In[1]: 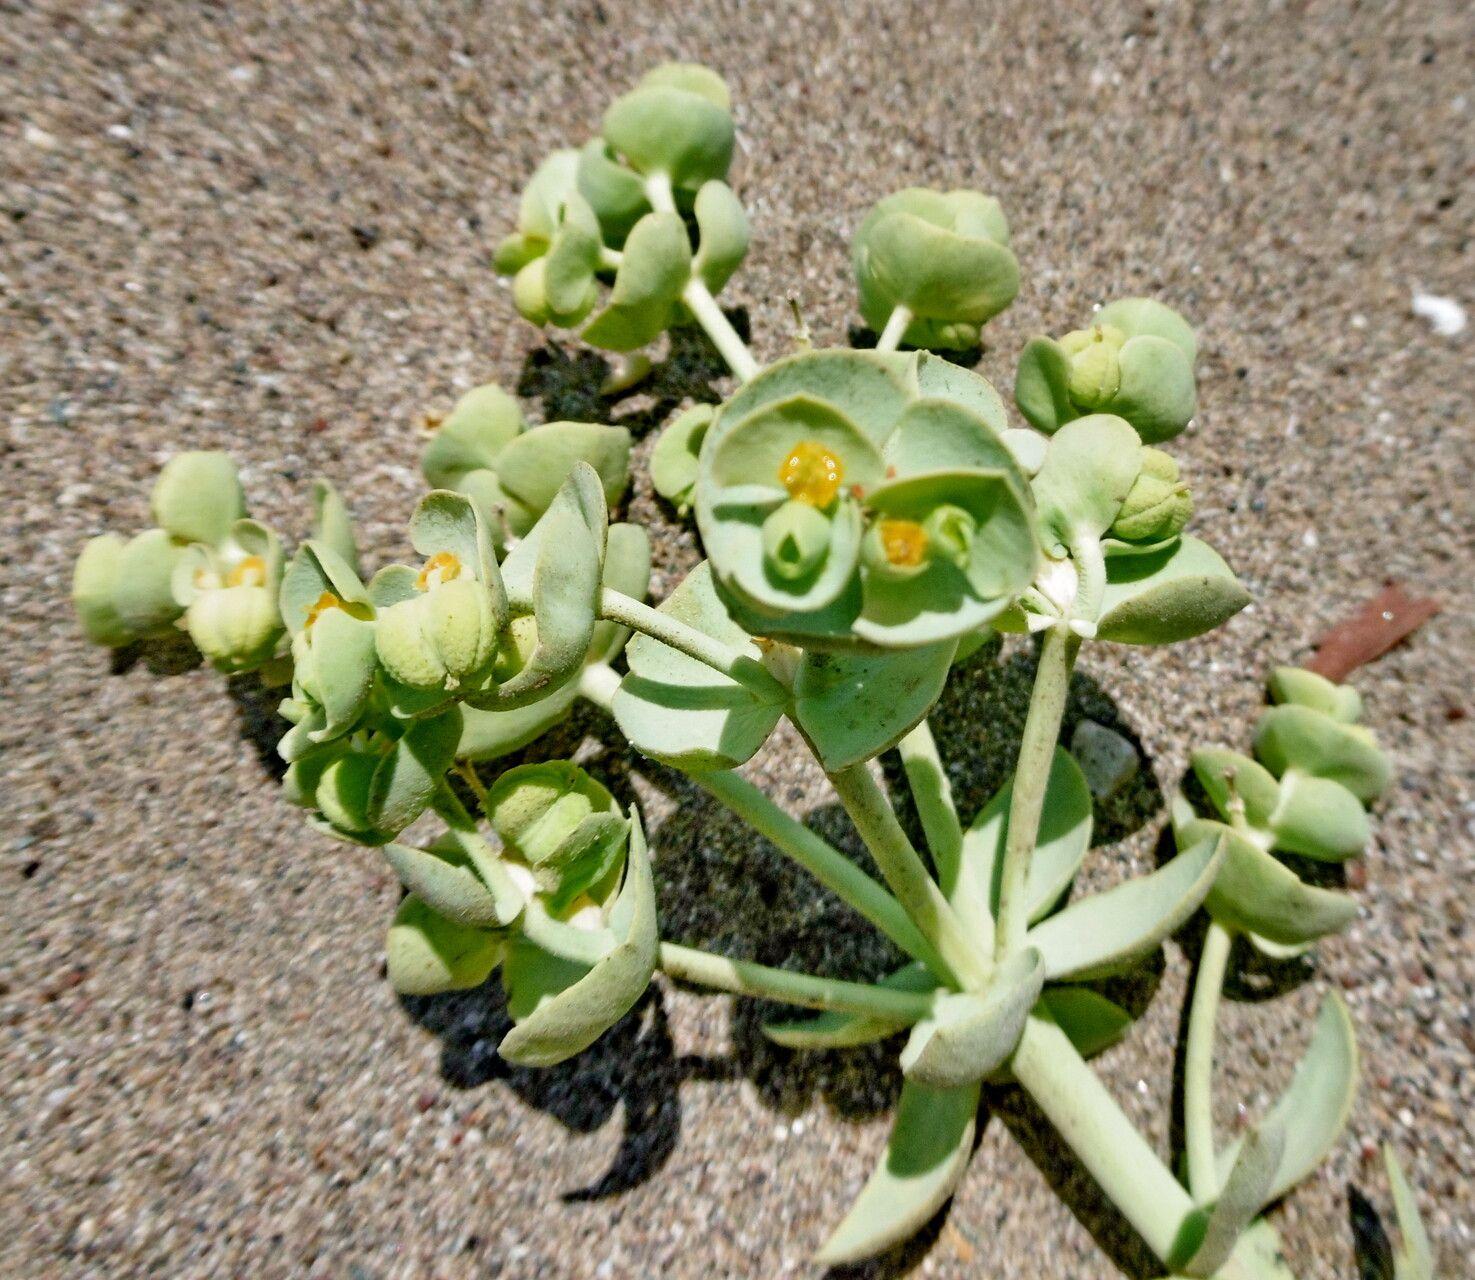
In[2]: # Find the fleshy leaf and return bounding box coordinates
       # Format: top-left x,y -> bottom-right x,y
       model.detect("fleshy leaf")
113,529 -> 188,636
1183,1122 -> 1286,1277
386,895 -> 503,996
613,561 -> 785,769
601,71 -> 735,188
311,479 -> 360,578
150,451 -> 244,547
650,403 -> 714,514
692,180 -> 749,291
814,1079 -> 980,1265
279,540 -> 369,635
73,533 -> 136,645
1253,705 -> 1389,804
1027,834 -> 1225,981
1190,748 -> 1282,830
575,139 -> 649,245
1268,666 -> 1362,724
1014,336 -> 1075,435
1269,771 -> 1369,861
1197,821 -> 1359,945
456,684 -> 580,762
588,522 -> 652,664
580,210 -> 691,351
491,421 -> 631,525
498,811 -> 658,1067
1037,987 -> 1134,1060
953,747 -> 1093,940
1384,1146 -> 1434,1280
899,948 -> 1043,1088
790,641 -> 955,772
1031,414 -> 1144,550
384,832 -> 526,929
367,709 -> 463,835
1213,992 -> 1358,1206
1096,535 -> 1251,645
421,383 -> 525,489
1111,334 -> 1197,445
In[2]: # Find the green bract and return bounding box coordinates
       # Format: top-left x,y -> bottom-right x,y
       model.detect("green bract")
1015,297 -> 1198,443
854,188 -> 1020,349
386,894 -> 506,996
601,62 -> 734,191
695,349 -> 1040,649
421,382 -> 630,547
650,402 -> 714,515
172,519 -> 286,672
1179,667 -> 1389,952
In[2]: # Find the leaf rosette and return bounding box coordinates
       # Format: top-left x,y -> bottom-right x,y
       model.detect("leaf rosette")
853,188 -> 1020,350
1015,297 -> 1198,443
694,349 -> 1041,649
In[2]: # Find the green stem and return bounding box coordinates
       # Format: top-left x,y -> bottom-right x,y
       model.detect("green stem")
896,719 -> 963,893
875,302 -> 913,353
598,588 -> 786,699
1184,918 -> 1233,1202
995,625 -> 1079,958
681,277 -> 760,381
432,779 -> 480,832
575,663 -> 947,980
455,761 -> 490,812
643,170 -> 759,382
658,942 -> 935,1021
827,763 -> 989,990
693,769 -> 951,982
519,900 -> 614,965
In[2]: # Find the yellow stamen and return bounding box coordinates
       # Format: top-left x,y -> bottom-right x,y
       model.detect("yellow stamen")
305,591 -> 346,629
416,550 -> 463,591
780,441 -> 844,507
225,555 -> 268,588
878,519 -> 928,568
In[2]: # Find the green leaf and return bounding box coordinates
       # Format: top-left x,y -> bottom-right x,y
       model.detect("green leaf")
1096,535 -> 1252,645
73,533 -> 136,646
899,948 -> 1043,1088
1014,336 -> 1075,435
1269,771 -> 1370,861
762,962 -> 937,1049
410,489 -> 504,600
498,811 -> 659,1067
953,747 -> 1093,940
1253,705 -> 1389,804
384,834 -> 525,929
814,1079 -> 979,1265
1095,297 -> 1197,363
544,191 -> 603,317
368,709 -> 463,835
421,383 -> 525,489
1037,987 -> 1134,1059
1198,820 -> 1359,945
601,73 -> 734,187
1031,413 -> 1144,550
1111,334 -> 1197,444
588,522 -> 652,664
455,684 -> 579,762
650,403 -> 714,514
613,562 -> 786,769
913,351 -> 1011,435
492,463 -> 607,708
491,421 -> 631,524
575,139 -> 649,245
1028,833 -> 1225,981
513,148 -> 580,245
1213,992 -> 1358,1206
1384,1145 -> 1434,1280
299,606 -> 377,743
311,479 -> 360,578
581,210 -> 691,351
1268,666 -> 1362,724
386,895 -> 504,996
692,180 -> 749,291
883,397 -> 1022,476
150,451 -> 244,547
279,540 -> 369,635
112,528 -> 188,637
1183,1122 -> 1286,1277
790,641 -> 955,771
1190,748 -> 1282,829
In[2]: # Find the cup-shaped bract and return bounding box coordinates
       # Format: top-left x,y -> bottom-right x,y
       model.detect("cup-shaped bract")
853,189 -> 1020,350
371,491 -> 509,712
486,761 -> 631,912
492,149 -> 581,275
150,451 -> 247,549
579,209 -> 692,352
650,402 -> 715,515
386,894 -> 505,996
600,62 -> 735,193
420,382 -> 629,548
73,533 -> 139,646
173,519 -> 286,673
1015,297 -> 1198,443
695,349 -> 1040,649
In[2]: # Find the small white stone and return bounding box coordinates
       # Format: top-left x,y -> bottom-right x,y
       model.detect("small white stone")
1411,291 -> 1466,336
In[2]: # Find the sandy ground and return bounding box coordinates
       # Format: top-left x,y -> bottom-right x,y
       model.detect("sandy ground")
3,1 -> 1472,1277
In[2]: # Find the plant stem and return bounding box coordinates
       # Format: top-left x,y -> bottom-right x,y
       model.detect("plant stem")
827,763 -> 989,989
995,625 -> 1080,958
1184,918 -> 1233,1202
455,761 -> 490,812
642,169 -> 760,382
598,588 -> 787,699
875,303 -> 913,352
693,769 -> 951,981
574,663 -> 948,980
658,942 -> 935,1021
896,719 -> 963,893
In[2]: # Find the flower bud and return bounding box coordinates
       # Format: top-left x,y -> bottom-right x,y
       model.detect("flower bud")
761,499 -> 833,581
487,762 -> 630,911
922,504 -> 977,568
386,895 -> 505,995
375,571 -> 501,693
185,584 -> 282,672
1059,324 -> 1126,410
1110,448 -> 1192,543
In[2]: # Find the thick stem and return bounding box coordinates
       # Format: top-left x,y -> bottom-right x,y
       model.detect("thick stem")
995,626 -> 1079,957
599,588 -> 786,699
875,302 -> 913,353
1184,918 -> 1233,1202
896,719 -> 963,893
827,763 -> 989,990
575,663 -> 948,980
681,277 -> 760,381
658,942 -> 934,1021
694,770 -> 951,982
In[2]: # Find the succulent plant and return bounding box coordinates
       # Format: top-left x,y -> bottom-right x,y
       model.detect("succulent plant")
69,58 -> 1437,1280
